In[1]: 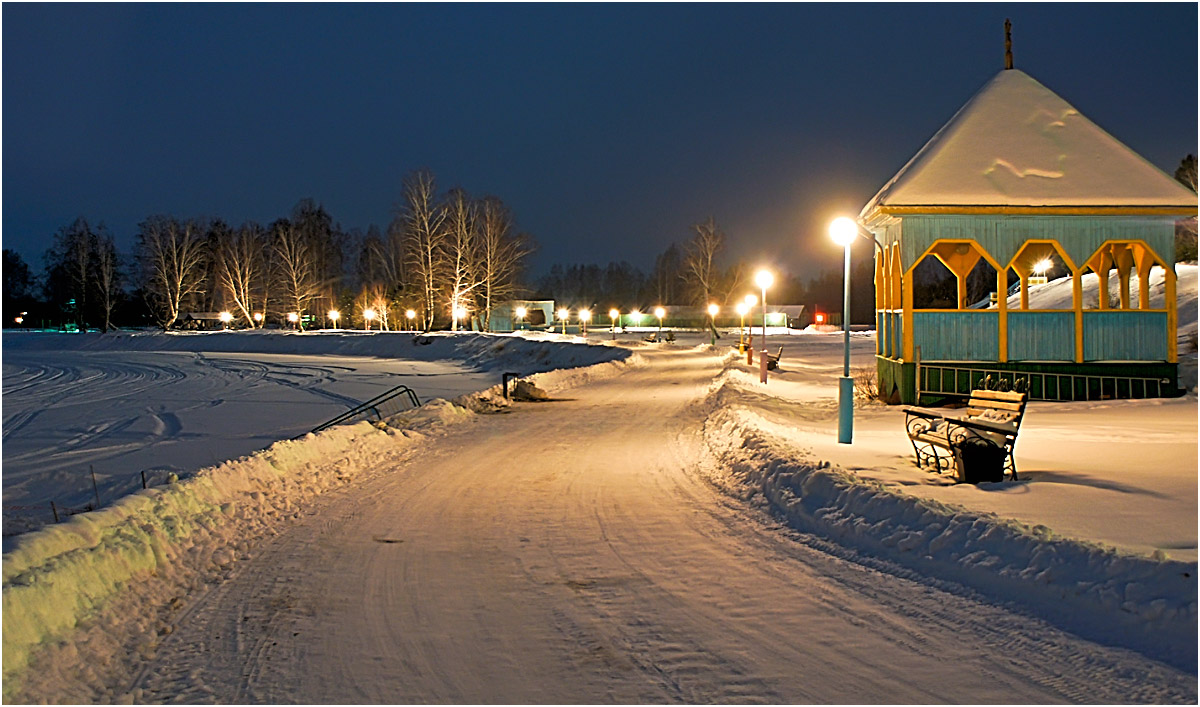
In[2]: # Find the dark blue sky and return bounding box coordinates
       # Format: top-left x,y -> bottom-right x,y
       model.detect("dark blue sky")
3,3 -> 1196,279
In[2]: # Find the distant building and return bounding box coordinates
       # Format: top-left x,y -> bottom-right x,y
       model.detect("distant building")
489,300 -> 555,332
860,67 -> 1196,403
179,312 -> 225,331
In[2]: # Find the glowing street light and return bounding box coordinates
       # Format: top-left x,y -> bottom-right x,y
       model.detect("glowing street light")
363,308 -> 376,331
654,306 -> 666,337
1034,258 -> 1053,276
557,307 -> 570,334
630,309 -> 643,328
327,309 -> 340,328
287,312 -> 300,330
754,270 -> 773,383
707,303 -> 719,347
579,308 -> 591,336
609,308 -> 619,339
253,312 -> 263,327
830,216 -> 883,444
405,309 -> 417,331
453,305 -> 468,329
219,311 -> 233,330
735,301 -> 749,352
515,305 -> 527,331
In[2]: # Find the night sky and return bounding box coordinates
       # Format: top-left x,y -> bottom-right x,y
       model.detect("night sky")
3,3 -> 1196,280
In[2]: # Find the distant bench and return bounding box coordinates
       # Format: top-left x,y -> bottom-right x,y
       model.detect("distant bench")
903,388 -> 1027,483
643,331 -> 675,343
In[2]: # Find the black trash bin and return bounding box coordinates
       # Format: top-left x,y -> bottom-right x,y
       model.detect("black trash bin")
954,438 -> 1005,483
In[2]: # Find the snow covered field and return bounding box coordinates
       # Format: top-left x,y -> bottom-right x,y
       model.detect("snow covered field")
2,266 -> 1196,702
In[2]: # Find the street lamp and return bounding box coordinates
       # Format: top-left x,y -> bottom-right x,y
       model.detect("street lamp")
557,308 -> 570,334
515,306 -> 527,331
363,308 -> 376,331
707,303 -> 719,347
754,270 -> 773,383
735,301 -> 748,352
654,306 -> 666,337
579,308 -> 591,336
219,311 -> 233,330
453,305 -> 468,330
328,309 -> 340,328
630,309 -> 643,329
253,312 -> 263,327
287,312 -> 300,330
405,309 -> 416,331
609,308 -> 619,339
744,294 -> 758,363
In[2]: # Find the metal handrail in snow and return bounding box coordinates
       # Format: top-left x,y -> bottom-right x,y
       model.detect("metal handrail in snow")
303,384 -> 422,437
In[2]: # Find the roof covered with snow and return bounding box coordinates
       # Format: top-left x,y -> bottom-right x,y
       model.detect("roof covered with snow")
861,69 -> 1198,218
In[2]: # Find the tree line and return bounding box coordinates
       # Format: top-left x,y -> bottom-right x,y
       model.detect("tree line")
5,170 -> 533,332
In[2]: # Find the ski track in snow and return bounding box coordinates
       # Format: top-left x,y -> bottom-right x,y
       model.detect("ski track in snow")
122,348 -> 1194,704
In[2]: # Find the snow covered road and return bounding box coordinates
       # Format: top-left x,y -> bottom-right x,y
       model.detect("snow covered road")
125,347 -> 1194,703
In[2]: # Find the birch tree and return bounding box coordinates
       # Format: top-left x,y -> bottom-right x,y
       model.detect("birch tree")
273,222 -> 320,329
136,216 -> 208,330
400,170 -> 447,331
475,197 -> 531,330
91,230 -> 120,333
442,188 -> 480,331
217,224 -> 267,326
683,217 -> 725,306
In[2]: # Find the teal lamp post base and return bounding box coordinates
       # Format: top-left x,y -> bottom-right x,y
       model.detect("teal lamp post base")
838,376 -> 854,444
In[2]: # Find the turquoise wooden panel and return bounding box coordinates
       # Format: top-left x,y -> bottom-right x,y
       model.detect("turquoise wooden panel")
893,312 -> 904,358
1083,311 -> 1168,361
875,311 -> 884,354
899,215 -> 1175,272
1006,311 -> 1075,361
912,311 -> 998,361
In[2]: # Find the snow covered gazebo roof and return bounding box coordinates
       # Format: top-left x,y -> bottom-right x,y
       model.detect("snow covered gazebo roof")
861,69 -> 1197,222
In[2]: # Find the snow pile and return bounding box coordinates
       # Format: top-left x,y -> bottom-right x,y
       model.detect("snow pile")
1,337 -> 639,701
697,369 -> 1196,668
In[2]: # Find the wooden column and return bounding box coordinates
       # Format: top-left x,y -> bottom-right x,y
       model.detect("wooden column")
997,266 -> 1008,362
1072,268 -> 1084,363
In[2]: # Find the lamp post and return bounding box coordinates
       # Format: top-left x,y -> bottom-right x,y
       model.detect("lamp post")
453,306 -> 468,331
219,311 -> 233,330
363,308 -> 376,331
707,303 -> 719,347
579,308 -> 591,336
253,312 -> 263,328
557,308 -> 569,334
327,309 -> 340,329
754,270 -> 773,383
735,302 -> 748,352
830,215 -> 887,444
405,309 -> 416,331
630,309 -> 643,331
515,306 -> 527,331
744,294 -> 757,363
654,307 -> 665,337
609,308 -> 619,339
287,312 -> 300,330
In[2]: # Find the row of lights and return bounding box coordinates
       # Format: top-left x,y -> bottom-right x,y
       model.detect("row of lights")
216,308 -> 422,330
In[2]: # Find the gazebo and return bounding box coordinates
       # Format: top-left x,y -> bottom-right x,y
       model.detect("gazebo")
860,66 -> 1197,404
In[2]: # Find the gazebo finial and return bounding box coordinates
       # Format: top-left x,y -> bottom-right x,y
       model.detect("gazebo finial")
1004,18 -> 1013,70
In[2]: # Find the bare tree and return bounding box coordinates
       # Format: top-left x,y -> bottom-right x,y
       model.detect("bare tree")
44,218 -> 94,331
401,170 -> 447,331
136,216 -> 208,330
683,217 -> 725,306
91,230 -> 120,332
217,224 -> 267,326
442,188 -> 481,331
273,222 -> 321,329
475,197 -> 531,331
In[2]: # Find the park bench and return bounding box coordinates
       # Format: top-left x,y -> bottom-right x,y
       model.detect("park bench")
766,346 -> 783,370
643,330 -> 675,343
903,387 -> 1027,483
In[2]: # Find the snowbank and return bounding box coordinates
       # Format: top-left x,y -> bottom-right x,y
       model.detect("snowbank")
697,369 -> 1197,670
1,336 -> 638,701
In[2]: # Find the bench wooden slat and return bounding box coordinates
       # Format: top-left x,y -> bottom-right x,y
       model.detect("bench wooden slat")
904,388 -> 1027,482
